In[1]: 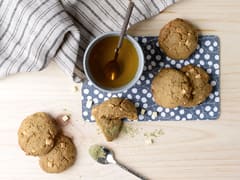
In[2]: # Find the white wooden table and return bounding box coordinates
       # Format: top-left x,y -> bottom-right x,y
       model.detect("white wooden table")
1,0 -> 240,179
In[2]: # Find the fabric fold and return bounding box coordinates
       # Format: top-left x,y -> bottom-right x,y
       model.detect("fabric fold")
0,0 -> 176,81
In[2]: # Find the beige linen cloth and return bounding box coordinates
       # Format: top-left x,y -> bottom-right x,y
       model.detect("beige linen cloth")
0,0 -> 176,82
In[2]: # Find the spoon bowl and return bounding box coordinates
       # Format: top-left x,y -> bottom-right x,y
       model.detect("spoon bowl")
95,146 -> 116,165
89,145 -> 147,180
104,58 -> 121,81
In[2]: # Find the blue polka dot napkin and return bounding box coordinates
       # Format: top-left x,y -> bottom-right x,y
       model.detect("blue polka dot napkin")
81,35 -> 220,122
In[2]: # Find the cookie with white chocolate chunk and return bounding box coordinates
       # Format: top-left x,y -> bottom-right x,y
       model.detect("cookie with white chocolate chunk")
39,134 -> 76,173
92,98 -> 137,141
18,112 -> 58,156
181,65 -> 212,107
151,68 -> 192,108
159,18 -> 198,60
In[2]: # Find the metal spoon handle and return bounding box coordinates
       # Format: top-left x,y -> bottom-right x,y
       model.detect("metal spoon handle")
115,161 -> 148,180
116,0 -> 135,51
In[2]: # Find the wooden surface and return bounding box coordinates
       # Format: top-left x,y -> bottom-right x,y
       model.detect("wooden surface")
1,0 -> 240,179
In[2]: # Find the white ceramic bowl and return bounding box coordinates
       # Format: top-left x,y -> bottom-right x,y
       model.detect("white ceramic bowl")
83,32 -> 144,93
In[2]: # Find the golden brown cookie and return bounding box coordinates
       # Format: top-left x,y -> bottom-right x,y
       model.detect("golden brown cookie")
96,117 -> 122,141
39,134 -> 76,173
151,68 -> 192,108
18,112 -> 58,156
181,65 -> 212,107
92,98 -> 137,141
92,98 -> 138,121
159,18 -> 198,60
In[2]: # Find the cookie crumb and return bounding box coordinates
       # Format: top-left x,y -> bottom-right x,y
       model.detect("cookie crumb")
141,108 -> 146,115
145,138 -> 154,145
73,86 -> 79,92
86,99 -> 93,109
144,129 -> 164,144
96,128 -> 101,135
121,125 -> 139,138
151,112 -> 158,119
62,115 -> 70,122
56,114 -> 71,127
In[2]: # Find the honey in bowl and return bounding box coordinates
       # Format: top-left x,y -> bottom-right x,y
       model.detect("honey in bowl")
88,36 -> 139,88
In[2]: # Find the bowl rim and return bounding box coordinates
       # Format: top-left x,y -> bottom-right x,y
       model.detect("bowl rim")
83,31 -> 144,93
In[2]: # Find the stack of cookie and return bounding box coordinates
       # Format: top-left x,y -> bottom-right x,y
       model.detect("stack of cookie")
151,65 -> 212,108
18,112 -> 76,173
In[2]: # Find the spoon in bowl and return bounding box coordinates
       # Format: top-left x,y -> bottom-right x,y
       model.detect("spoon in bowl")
103,0 -> 135,81
89,145 -> 147,180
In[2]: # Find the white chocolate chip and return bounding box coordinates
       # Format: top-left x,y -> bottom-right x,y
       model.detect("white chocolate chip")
176,28 -> 181,33
49,130 -> 53,135
45,138 -> 53,145
181,89 -> 186,94
189,68 -> 194,73
47,161 -> 53,167
60,143 -> 65,148
195,74 -> 201,79
62,115 -> 70,122
141,109 -> 146,115
86,99 -> 93,108
185,40 -> 191,47
151,112 -> 158,119
108,104 -> 114,108
21,131 -> 27,136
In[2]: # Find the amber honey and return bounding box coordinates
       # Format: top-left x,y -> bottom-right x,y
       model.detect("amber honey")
89,36 -> 139,88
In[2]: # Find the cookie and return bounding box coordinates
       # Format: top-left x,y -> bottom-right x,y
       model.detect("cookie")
95,117 -> 122,141
159,18 -> 198,60
18,112 -> 58,156
151,68 -> 192,108
92,98 -> 138,121
181,65 -> 212,107
92,98 -> 137,141
39,134 -> 76,173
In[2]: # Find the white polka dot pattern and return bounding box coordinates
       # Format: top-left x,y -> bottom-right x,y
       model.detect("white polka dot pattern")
82,36 -> 220,121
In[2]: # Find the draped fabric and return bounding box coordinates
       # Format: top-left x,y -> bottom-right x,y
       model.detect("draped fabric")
0,0 -> 176,81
